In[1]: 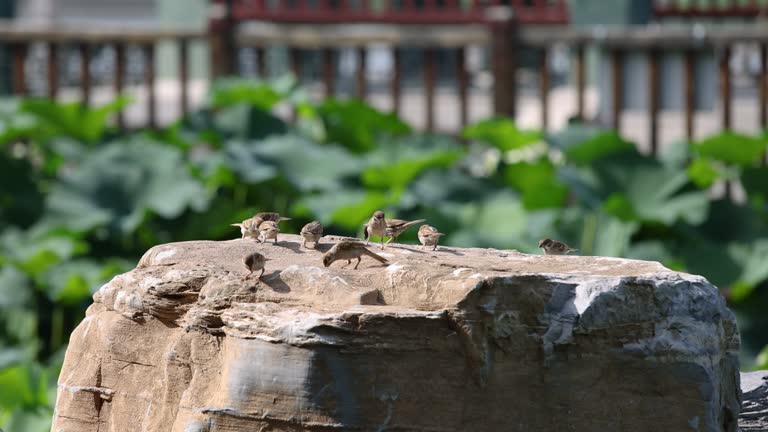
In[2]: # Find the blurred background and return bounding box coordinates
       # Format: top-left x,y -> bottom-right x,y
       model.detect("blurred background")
1,0 -> 768,429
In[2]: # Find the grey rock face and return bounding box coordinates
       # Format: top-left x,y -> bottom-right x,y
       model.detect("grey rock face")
52,236 -> 741,432
740,371 -> 768,431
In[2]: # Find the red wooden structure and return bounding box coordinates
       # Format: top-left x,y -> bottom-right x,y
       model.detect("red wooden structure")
212,0 -> 569,26
653,0 -> 768,18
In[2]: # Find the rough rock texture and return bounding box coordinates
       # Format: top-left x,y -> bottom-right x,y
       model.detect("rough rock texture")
52,235 -> 741,432
740,371 -> 768,431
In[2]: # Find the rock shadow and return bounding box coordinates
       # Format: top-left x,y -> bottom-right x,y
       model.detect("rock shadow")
261,271 -> 291,293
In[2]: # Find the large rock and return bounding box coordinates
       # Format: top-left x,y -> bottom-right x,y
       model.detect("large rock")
739,371 -> 768,431
52,235 -> 741,432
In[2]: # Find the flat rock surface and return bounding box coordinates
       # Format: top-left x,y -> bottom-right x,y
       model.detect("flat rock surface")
52,234 -> 742,432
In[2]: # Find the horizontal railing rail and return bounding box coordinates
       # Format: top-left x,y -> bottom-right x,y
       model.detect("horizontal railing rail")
212,0 -> 569,25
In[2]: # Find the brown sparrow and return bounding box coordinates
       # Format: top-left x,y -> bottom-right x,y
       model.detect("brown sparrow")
242,251 -> 269,281
538,238 -> 578,255
418,224 -> 445,251
322,240 -> 389,269
363,210 -> 388,249
259,220 -> 280,244
231,216 -> 263,240
385,218 -> 426,244
255,212 -> 292,223
300,221 -> 323,248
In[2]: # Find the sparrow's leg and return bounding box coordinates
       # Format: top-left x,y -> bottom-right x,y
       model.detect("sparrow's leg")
302,239 -> 307,248
380,237 -> 385,250
364,226 -> 370,246
354,257 -> 361,270
242,270 -> 253,280
341,260 -> 350,269
432,244 -> 437,251
274,236 -> 277,245
258,268 -> 264,283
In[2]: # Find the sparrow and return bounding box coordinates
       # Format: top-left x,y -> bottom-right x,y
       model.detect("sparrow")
363,210 -> 388,249
259,220 -> 280,244
538,238 -> 578,255
231,216 -> 263,240
322,240 -> 389,270
242,251 -> 269,281
418,224 -> 445,251
385,218 -> 426,244
300,221 -> 323,249
255,212 -> 292,223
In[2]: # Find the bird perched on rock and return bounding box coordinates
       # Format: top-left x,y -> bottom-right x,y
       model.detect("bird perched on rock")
385,217 -> 426,244
363,210 -> 388,249
231,216 -> 263,240
242,251 -> 269,281
538,238 -> 578,255
418,225 -> 445,251
259,220 -> 280,244
255,212 -> 292,223
323,241 -> 389,270
300,221 -> 323,249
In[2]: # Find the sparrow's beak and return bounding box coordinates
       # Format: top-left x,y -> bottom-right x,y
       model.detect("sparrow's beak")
537,240 -> 545,248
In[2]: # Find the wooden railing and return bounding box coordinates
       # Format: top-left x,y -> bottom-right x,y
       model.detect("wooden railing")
525,26 -> 768,153
0,21 -> 205,129
232,22 -> 768,154
211,0 -> 569,25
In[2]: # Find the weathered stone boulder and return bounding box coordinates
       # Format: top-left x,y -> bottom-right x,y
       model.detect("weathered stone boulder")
739,371 -> 768,431
52,235 -> 741,432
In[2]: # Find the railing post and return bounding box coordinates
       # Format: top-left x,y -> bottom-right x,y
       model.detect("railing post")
211,0 -> 237,78
391,46 -> 401,116
424,47 -> 436,132
488,6 -> 517,119
610,48 -> 623,132
179,38 -> 190,117
144,43 -> 157,128
356,46 -> 367,100
648,49 -> 659,155
47,43 -> 58,100
575,44 -> 585,121
684,50 -> 695,142
456,46 -> 469,128
114,43 -> 126,129
539,46 -> 549,131
719,45 -> 731,131
79,43 -> 91,106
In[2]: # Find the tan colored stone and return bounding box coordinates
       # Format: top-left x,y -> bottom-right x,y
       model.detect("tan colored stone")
53,235 -> 741,431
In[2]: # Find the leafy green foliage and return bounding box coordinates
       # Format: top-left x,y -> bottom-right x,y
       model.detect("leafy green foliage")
1,78 -> 768,432
462,117 -> 541,151
694,131 -> 768,166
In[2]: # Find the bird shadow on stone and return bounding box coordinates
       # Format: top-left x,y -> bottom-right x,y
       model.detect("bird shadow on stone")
271,240 -> 304,254
312,242 -> 336,253
432,247 -> 464,256
385,244 -> 428,254
261,271 -> 290,293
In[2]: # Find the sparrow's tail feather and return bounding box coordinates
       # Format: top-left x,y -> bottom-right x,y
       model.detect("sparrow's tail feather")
392,219 -> 427,231
231,223 -> 244,227
363,248 -> 389,264
279,217 -> 292,221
